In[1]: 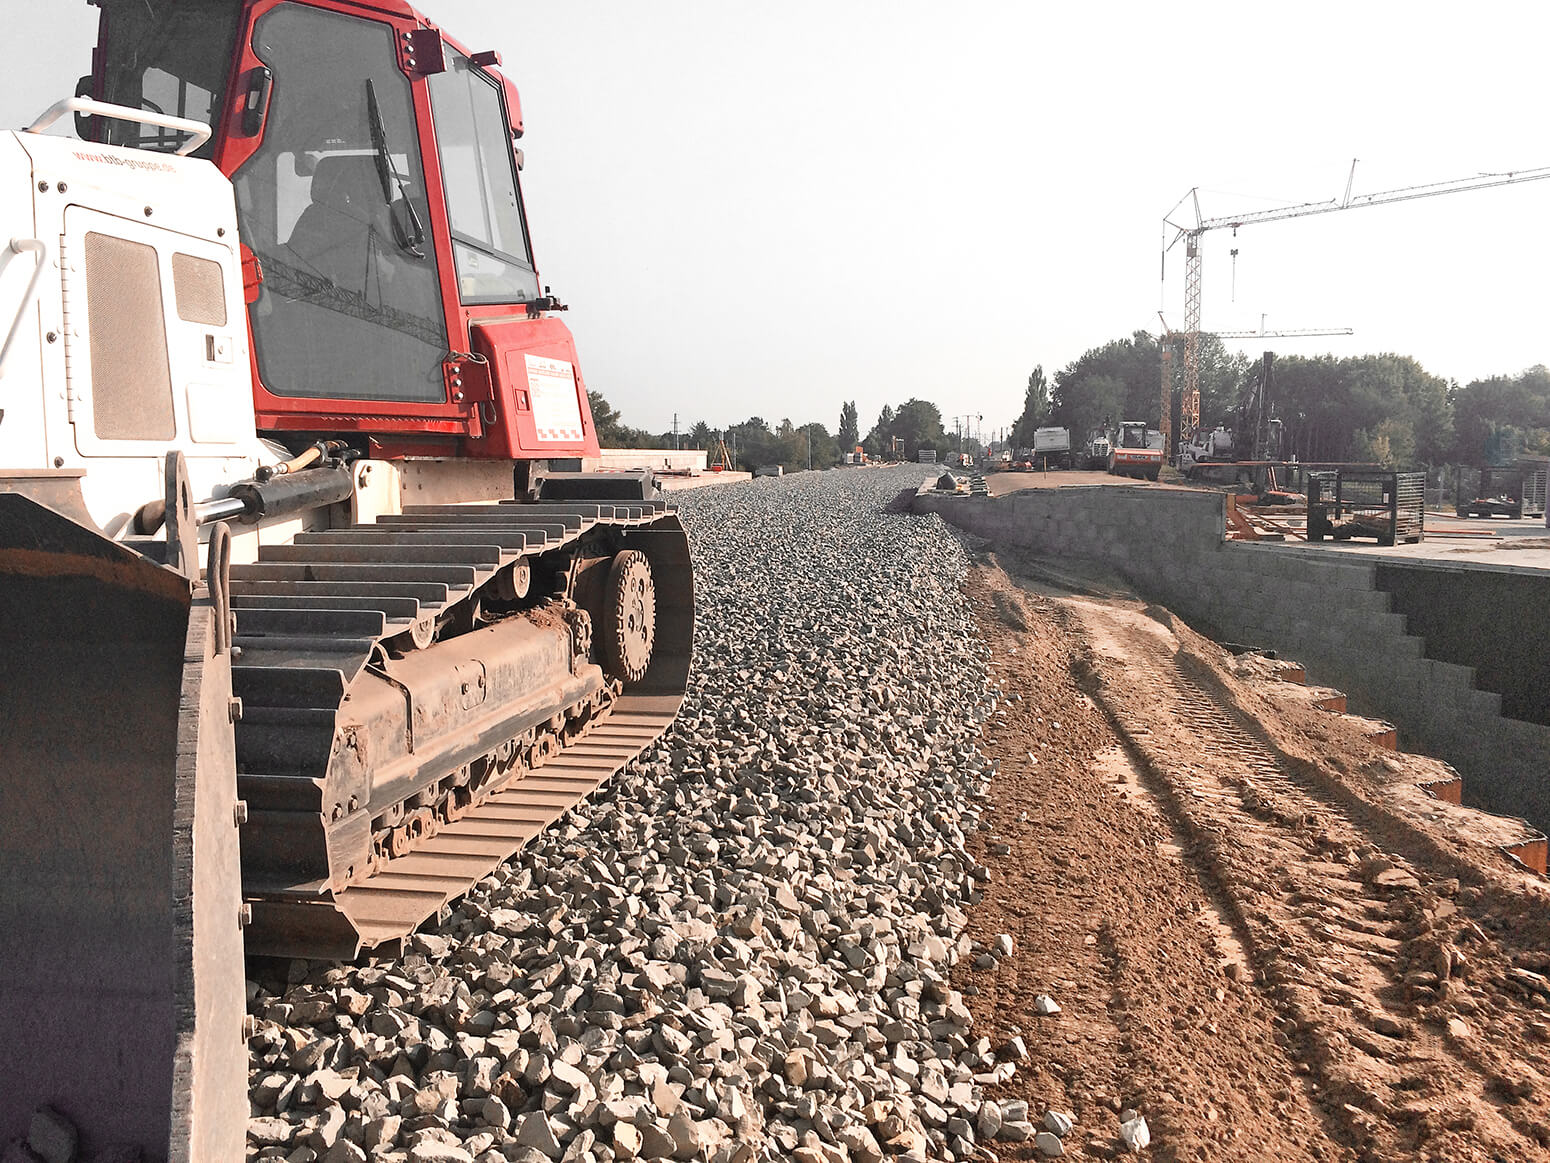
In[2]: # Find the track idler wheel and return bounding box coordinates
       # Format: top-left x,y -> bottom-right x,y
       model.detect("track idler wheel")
599,549 -> 656,684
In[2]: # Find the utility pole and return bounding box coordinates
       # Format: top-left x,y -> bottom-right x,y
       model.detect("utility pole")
672,413 -> 679,450
806,425 -> 812,471
952,414 -> 982,457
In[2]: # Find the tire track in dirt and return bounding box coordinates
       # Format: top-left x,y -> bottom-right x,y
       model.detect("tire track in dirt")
1062,588 -> 1550,1162
958,557 -> 1346,1161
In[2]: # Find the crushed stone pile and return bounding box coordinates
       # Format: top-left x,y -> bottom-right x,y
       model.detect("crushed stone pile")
247,466 -> 1031,1163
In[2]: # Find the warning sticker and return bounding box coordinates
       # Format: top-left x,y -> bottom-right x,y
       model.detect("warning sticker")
524,354 -> 584,443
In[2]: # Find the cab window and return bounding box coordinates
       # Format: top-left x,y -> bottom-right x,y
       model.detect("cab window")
427,54 -> 540,305
96,0 -> 240,158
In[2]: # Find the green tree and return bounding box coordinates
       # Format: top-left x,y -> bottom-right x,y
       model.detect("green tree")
1053,373 -> 1126,447
688,421 -> 713,449
889,398 -> 948,458
800,422 -> 841,470
1452,365 -> 1550,463
1049,332 -> 1166,446
1011,366 -> 1050,448
863,404 -> 897,459
726,416 -> 776,469
587,390 -> 656,448
588,390 -> 625,443
837,401 -> 859,453
1271,352 -> 1450,465
1190,336 -> 1254,433
860,399 -> 948,460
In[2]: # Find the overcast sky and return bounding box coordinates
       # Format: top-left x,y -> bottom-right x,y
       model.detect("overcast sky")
6,2 -> 1550,440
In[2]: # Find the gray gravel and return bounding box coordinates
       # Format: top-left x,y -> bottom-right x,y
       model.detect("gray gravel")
246,466 -> 1016,1163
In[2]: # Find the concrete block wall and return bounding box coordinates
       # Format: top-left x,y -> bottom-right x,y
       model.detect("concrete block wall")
1376,562 -> 1550,725
915,487 -> 1550,833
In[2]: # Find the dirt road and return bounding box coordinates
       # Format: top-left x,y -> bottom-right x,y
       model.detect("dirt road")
956,549 -> 1550,1161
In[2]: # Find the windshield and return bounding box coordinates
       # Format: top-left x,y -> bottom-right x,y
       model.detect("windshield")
95,0 -> 239,159
427,53 -> 539,304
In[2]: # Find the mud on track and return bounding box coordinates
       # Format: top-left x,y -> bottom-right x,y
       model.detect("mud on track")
955,548 -> 1550,1162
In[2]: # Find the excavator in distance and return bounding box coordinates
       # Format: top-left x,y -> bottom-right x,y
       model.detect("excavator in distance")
0,1 -> 692,1157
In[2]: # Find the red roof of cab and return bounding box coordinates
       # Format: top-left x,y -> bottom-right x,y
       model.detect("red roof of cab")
325,0 -> 522,131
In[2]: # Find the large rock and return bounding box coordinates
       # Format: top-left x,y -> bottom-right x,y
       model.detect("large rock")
513,1111 -> 564,1161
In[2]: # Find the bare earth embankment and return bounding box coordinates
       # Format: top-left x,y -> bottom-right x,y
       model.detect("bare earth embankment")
957,548 -> 1550,1162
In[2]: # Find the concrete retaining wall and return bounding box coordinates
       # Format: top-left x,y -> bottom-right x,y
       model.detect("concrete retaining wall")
915,485 -> 1550,833
1375,562 -> 1550,726
591,449 -> 708,472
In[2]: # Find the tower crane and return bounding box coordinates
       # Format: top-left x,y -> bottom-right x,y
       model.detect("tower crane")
1162,161 -> 1550,454
1155,315 -> 1353,458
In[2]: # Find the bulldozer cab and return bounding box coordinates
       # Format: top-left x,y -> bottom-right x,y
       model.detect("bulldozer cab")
89,0 -> 579,456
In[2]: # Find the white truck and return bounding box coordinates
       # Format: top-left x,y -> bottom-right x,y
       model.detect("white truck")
1033,426 -> 1072,469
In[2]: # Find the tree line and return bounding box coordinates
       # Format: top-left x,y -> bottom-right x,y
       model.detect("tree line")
589,392 -> 970,471
1011,331 -> 1550,467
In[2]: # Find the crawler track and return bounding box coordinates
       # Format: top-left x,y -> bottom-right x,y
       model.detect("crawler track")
231,499 -> 692,958
1072,601 -> 1550,1160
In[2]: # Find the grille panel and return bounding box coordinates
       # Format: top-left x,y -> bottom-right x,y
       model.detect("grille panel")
84,232 -> 175,441
171,252 -> 227,326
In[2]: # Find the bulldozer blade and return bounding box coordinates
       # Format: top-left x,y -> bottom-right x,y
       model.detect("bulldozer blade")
0,493 -> 246,1162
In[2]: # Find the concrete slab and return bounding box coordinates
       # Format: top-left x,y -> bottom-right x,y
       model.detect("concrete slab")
658,471 -> 753,492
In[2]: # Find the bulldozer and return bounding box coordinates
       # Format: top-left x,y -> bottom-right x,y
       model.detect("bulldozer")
0,1 -> 692,1157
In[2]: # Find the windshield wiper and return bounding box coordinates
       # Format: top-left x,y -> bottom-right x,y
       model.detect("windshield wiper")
365,79 -> 426,259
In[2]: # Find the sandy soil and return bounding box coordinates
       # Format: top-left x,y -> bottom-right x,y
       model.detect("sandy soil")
985,470 -> 1194,497
955,548 -> 1550,1161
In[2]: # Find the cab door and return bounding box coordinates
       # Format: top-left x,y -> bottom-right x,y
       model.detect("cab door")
226,2 -> 456,422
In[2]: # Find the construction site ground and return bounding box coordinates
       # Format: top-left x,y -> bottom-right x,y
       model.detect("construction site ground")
954,546 -> 1550,1162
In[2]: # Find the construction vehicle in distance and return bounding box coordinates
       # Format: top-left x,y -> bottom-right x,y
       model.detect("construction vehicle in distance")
1179,352 -> 1285,482
0,1 -> 693,1156
1081,428 -> 1111,471
1107,421 -> 1163,480
1032,426 -> 1071,470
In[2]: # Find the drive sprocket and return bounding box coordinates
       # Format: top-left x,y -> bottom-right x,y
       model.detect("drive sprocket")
600,549 -> 656,683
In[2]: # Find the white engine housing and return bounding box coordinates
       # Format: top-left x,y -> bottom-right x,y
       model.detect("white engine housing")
0,129 -> 270,539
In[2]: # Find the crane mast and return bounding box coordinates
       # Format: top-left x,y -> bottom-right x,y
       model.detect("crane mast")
1161,162 -> 1550,456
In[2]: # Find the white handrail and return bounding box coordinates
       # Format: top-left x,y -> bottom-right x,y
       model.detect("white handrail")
0,239 -> 48,381
27,97 -> 212,158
